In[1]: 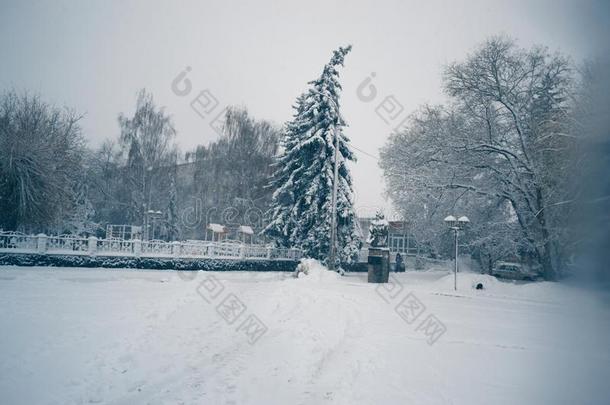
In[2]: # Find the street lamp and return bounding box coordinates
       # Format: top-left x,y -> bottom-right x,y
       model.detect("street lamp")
444,215 -> 470,290
146,210 -> 163,240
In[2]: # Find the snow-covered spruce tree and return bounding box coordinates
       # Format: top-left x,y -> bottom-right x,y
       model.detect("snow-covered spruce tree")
263,94 -> 306,245
264,45 -> 361,266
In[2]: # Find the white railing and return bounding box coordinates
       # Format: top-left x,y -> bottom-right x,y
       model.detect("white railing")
179,242 -> 212,257
141,239 -> 173,257
0,232 -> 38,252
0,232 -> 303,262
97,238 -> 136,256
46,235 -> 88,254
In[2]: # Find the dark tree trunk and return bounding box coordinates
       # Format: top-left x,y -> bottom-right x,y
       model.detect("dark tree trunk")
536,188 -> 557,281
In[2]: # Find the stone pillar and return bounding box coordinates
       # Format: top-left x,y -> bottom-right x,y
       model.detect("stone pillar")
133,239 -> 142,258
36,233 -> 47,254
367,247 -> 390,283
172,241 -> 181,258
88,236 -> 97,256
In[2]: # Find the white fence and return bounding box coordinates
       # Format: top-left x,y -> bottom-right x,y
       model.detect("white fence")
0,232 -> 303,261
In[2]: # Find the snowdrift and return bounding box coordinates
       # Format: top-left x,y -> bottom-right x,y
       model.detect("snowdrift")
294,258 -> 341,282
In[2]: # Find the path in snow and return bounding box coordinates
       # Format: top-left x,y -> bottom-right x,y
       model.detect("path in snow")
0,266 -> 609,405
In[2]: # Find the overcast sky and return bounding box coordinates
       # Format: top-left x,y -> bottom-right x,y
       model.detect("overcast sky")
1,0 -> 608,215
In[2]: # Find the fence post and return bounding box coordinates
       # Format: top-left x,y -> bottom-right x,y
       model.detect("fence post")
172,241 -> 181,258
36,233 -> 47,254
133,239 -> 142,258
266,246 -> 271,260
88,236 -> 97,256
239,245 -> 245,259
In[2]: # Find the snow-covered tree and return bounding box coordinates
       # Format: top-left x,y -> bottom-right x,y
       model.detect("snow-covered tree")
66,183 -> 98,236
264,45 -> 361,265
263,94 -> 306,245
0,91 -> 86,232
380,37 -> 576,280
119,89 -> 177,226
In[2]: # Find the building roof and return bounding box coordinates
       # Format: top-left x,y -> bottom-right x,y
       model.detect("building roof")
207,223 -> 227,233
238,225 -> 254,235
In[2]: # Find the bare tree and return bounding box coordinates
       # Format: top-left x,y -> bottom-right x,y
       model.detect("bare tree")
444,36 -> 574,280
0,91 -> 85,231
381,37 -> 577,280
185,106 -> 280,238
85,140 -> 130,228
118,89 -> 177,225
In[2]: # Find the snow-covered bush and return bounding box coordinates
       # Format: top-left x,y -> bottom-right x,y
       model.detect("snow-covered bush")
294,258 -> 341,282
0,254 -> 299,272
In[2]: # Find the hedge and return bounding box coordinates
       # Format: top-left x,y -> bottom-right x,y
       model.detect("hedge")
0,253 -> 299,272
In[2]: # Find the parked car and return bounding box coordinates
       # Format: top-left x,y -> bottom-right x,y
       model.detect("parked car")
491,261 -> 539,281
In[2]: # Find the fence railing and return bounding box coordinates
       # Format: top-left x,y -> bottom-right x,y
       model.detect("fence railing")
0,232 -> 303,261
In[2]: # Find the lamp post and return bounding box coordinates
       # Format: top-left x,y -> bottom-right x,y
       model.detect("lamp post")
328,125 -> 340,271
444,215 -> 470,290
311,91 -> 340,272
146,210 -> 163,240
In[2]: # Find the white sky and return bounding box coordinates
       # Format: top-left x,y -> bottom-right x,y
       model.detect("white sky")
1,0 -> 608,215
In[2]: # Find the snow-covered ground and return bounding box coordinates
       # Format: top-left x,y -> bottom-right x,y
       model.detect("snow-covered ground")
1,264 -> 609,405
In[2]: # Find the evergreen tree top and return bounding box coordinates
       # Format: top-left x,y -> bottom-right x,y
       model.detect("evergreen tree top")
306,45 -> 352,102
322,45 -> 352,75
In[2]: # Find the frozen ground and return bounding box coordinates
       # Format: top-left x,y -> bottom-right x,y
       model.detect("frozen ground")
1,264 -> 609,405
